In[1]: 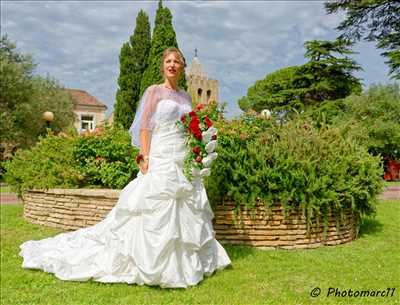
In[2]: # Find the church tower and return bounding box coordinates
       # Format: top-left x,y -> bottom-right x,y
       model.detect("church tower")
186,48 -> 219,105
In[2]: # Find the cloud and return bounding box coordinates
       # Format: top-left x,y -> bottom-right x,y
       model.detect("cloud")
2,1 -> 392,119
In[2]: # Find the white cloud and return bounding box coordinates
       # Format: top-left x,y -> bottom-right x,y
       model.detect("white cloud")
1,1 -> 392,119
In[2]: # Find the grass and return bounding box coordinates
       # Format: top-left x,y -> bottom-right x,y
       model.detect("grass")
0,185 -> 11,193
1,201 -> 399,305
384,180 -> 400,187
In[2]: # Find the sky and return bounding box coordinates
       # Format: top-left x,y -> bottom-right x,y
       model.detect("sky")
1,0 -> 393,119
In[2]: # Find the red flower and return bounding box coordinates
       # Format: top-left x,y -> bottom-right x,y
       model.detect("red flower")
191,115 -> 200,124
189,111 -> 196,117
189,117 -> 200,134
204,117 -> 213,128
195,155 -> 202,163
180,114 -> 186,123
195,103 -> 205,111
135,154 -> 144,164
211,134 -> 217,140
194,132 -> 203,140
192,146 -> 201,154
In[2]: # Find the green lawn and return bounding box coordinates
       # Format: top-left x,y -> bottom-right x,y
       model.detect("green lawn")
0,185 -> 11,193
384,181 -> 400,187
1,201 -> 399,305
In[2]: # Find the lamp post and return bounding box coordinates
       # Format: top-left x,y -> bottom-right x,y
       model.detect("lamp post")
42,111 -> 54,131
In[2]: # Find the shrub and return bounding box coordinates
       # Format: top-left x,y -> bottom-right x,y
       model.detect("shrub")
205,115 -> 384,231
72,125 -> 139,189
304,83 -> 400,161
2,130 -> 81,196
2,125 -> 140,193
333,83 -> 400,161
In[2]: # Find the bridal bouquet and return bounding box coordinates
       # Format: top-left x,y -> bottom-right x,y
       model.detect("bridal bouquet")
176,103 -> 218,182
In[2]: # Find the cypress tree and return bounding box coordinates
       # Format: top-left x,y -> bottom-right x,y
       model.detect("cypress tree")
114,10 -> 151,129
140,0 -> 187,96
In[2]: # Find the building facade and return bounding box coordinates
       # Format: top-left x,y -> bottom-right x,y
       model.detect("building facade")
66,89 -> 108,133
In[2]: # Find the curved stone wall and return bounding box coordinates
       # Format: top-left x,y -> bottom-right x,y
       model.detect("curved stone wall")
213,201 -> 358,250
22,189 -> 358,249
22,188 -> 120,230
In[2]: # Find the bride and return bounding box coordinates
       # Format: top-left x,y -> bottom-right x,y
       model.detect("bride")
19,47 -> 232,288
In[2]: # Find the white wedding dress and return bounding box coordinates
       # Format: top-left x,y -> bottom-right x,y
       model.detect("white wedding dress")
19,84 -> 232,288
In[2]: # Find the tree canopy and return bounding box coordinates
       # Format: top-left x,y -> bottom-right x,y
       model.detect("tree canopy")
114,10 -> 151,129
325,0 -> 400,79
238,39 -> 362,116
0,35 -> 75,159
139,0 -> 187,96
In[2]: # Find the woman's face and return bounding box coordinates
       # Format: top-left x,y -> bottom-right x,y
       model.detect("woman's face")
163,52 -> 183,81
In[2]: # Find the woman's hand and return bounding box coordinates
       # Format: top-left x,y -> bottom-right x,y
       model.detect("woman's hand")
139,159 -> 149,175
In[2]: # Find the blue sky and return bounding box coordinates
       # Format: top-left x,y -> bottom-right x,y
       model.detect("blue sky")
1,0 -> 393,119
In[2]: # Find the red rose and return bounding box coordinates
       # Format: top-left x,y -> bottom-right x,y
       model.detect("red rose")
191,115 -> 200,124
211,134 -> 217,140
195,155 -> 202,163
204,117 -> 213,128
189,117 -> 200,133
189,111 -> 196,117
194,132 -> 203,140
192,146 -> 201,154
135,154 -> 144,164
195,103 -> 205,111
180,114 -> 186,123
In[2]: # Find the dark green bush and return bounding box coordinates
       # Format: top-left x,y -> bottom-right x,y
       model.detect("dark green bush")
333,83 -> 400,161
2,125 -> 140,194
2,131 -> 81,196
305,83 -> 400,161
205,115 -> 384,230
72,125 -> 139,189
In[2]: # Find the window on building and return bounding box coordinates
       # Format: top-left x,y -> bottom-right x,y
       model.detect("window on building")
207,90 -> 211,102
81,115 -> 94,131
197,88 -> 203,99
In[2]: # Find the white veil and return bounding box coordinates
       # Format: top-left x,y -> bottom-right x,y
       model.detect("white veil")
128,85 -> 158,149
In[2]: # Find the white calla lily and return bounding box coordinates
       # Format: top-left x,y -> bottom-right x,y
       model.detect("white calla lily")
202,127 -> 218,144
205,140 -> 217,153
202,152 -> 218,167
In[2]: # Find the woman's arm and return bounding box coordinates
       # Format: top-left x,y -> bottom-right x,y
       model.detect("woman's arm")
139,129 -> 151,174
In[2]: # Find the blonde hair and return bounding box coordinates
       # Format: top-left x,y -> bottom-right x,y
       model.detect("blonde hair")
160,47 -> 186,77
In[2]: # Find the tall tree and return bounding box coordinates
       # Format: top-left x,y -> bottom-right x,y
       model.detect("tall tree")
238,39 -> 362,116
325,0 -> 400,79
140,0 -> 187,96
0,35 -> 75,159
114,10 -> 151,129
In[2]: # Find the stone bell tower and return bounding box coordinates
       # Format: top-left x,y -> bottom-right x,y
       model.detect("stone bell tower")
186,48 -> 219,104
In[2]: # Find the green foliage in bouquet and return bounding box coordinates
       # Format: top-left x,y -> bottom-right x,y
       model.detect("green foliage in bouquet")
204,114 -> 384,232
72,125 -> 139,189
2,130 -> 81,196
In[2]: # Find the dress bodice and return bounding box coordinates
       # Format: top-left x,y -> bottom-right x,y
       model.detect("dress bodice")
153,99 -> 192,126
129,84 -> 193,148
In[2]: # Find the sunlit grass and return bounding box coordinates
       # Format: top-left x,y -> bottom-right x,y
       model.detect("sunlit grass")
1,201 -> 399,305
384,180 -> 400,187
0,185 -> 11,193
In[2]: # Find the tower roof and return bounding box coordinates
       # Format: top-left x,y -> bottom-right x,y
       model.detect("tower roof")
187,49 -> 206,78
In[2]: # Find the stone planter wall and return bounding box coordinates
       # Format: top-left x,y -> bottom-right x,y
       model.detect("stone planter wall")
213,201 -> 358,250
22,189 -> 358,249
22,189 -> 120,231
